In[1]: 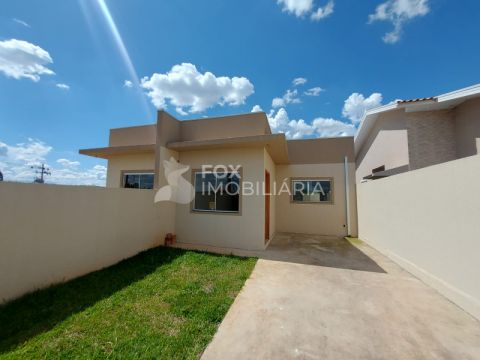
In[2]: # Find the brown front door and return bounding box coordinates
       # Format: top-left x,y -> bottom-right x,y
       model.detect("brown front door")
265,170 -> 270,243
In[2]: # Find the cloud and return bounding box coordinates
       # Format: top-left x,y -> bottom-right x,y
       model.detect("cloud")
311,117 -> 356,137
56,83 -> 70,90
272,89 -> 301,108
124,79 -> 133,88
141,63 -> 254,115
57,158 -> 80,168
342,92 -> 383,123
292,77 -> 307,86
311,0 -> 334,21
278,0 -> 334,21
0,39 -> 55,81
368,0 -> 430,43
251,105 -> 263,112
267,108 -> 354,139
0,138 -> 106,186
277,0 -> 314,17
13,18 -> 30,28
304,87 -> 324,96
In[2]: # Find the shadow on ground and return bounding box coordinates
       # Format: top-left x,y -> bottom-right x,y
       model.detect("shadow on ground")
0,247 -> 186,354
260,233 -> 386,273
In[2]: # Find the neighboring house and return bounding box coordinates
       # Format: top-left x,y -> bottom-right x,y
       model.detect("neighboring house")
355,84 -> 480,183
80,111 -> 357,251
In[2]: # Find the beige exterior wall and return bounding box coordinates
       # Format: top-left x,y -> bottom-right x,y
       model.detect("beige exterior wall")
264,149 -> 276,241
109,124 -> 156,147
275,163 -> 357,237
406,110 -> 456,170
0,182 -> 173,303
106,153 -> 155,188
175,147 -> 266,250
355,110 -> 409,183
455,98 -> 480,158
357,155 -> 480,320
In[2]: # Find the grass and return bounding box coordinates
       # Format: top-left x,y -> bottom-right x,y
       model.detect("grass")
0,247 -> 257,359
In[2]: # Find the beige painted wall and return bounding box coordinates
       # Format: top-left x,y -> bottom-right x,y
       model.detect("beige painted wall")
455,97 -> 480,158
264,149 -> 276,241
175,147 -> 265,250
357,155 -> 480,320
0,182 -> 173,303
275,163 -> 357,237
355,110 -> 409,183
109,124 -> 156,147
106,153 -> 155,188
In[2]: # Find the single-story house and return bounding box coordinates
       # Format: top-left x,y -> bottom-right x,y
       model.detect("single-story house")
80,111 -> 358,251
355,84 -> 480,183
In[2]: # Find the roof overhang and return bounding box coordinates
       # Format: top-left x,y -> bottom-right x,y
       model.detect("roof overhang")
355,83 -> 480,155
79,144 -> 155,159
167,134 -> 290,164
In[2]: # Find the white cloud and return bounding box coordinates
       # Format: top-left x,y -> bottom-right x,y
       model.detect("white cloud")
13,18 -> 30,28
0,39 -> 55,81
0,139 -> 106,186
57,158 -> 80,168
272,89 -> 301,108
251,104 -> 263,112
124,80 -> 133,88
292,77 -> 307,86
304,86 -> 324,96
267,108 -> 354,139
56,83 -> 70,90
311,0 -> 334,21
311,117 -> 356,137
277,0 -> 314,17
278,0 -> 334,21
368,0 -> 430,43
141,63 -> 254,115
342,92 -> 383,123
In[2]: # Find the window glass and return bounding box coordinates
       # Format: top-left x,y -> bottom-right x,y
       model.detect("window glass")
193,172 -> 240,213
194,173 -> 216,211
292,179 -> 332,203
123,173 -> 154,189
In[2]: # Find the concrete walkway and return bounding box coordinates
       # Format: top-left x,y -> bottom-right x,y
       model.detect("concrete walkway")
201,233 -> 480,360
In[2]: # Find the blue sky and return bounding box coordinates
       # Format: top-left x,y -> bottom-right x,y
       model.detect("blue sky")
0,0 -> 479,185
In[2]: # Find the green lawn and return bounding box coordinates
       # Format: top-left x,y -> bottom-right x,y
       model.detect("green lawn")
0,247 -> 256,359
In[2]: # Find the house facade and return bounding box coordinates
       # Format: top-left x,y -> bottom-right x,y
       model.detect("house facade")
355,84 -> 480,183
80,111 -> 358,251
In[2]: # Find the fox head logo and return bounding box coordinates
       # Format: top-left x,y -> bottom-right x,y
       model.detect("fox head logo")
154,157 -> 195,204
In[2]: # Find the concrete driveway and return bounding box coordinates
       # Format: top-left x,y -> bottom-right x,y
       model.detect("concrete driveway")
201,233 -> 480,360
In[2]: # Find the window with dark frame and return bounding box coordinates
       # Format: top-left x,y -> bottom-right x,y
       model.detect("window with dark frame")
291,179 -> 332,203
193,171 -> 240,213
123,173 -> 154,189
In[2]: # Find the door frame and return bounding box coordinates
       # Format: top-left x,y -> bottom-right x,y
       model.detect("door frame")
264,170 -> 270,243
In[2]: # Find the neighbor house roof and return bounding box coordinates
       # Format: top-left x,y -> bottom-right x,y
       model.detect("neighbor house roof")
355,83 -> 480,155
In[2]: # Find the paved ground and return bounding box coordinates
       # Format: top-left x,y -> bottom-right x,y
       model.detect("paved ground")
201,233 -> 480,360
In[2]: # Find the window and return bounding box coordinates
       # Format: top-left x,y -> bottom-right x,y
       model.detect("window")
123,172 -> 154,189
193,171 -> 240,213
291,178 -> 333,203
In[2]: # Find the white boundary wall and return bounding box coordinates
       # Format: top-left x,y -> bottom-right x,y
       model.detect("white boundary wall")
0,182 -> 173,303
357,155 -> 480,320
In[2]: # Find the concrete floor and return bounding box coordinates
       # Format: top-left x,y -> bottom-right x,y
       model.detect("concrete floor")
201,233 -> 480,360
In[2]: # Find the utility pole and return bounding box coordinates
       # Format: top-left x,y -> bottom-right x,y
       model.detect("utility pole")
31,164 -> 51,184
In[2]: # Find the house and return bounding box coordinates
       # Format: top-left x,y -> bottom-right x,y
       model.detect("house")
80,111 -> 358,251
355,84 -> 480,183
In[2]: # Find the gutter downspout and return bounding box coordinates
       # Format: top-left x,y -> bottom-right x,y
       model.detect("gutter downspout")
344,156 -> 351,237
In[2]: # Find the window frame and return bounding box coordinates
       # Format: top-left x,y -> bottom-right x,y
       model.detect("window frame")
191,169 -> 242,215
121,170 -> 155,189
290,177 -> 334,205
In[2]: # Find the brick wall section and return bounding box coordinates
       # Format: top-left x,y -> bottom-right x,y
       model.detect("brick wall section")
406,110 -> 456,170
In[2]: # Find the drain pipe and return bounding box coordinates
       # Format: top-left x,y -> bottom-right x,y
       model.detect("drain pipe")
344,156 -> 351,236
